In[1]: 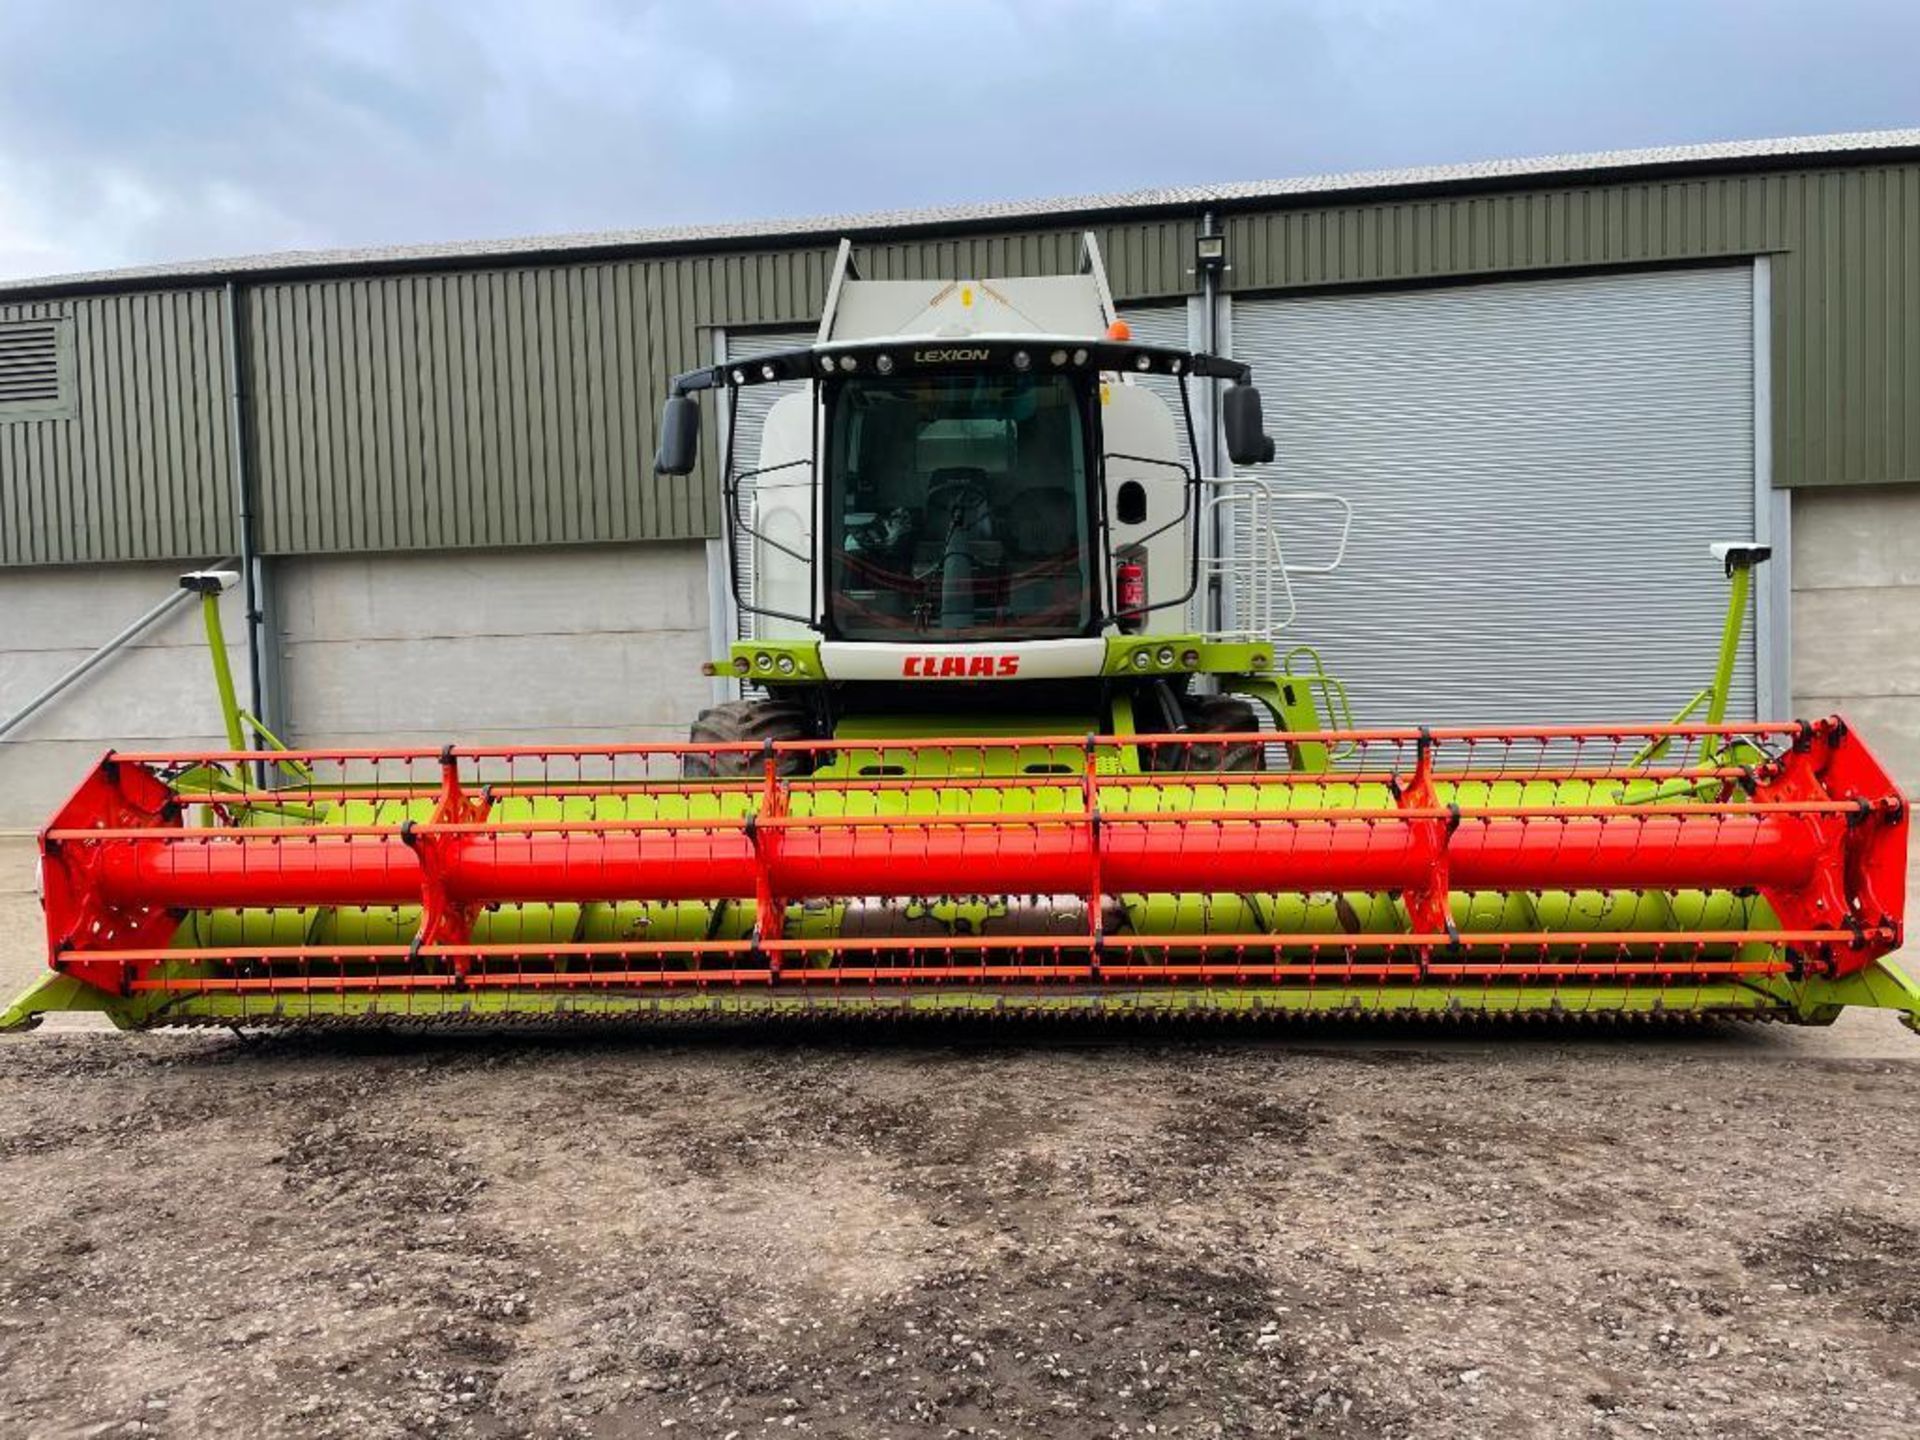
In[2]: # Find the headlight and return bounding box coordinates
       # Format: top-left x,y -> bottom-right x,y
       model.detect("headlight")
755,652 -> 774,670
1131,650 -> 1151,670
731,656 -> 751,676
1157,646 -> 1175,667
776,654 -> 796,675
1181,648 -> 1200,669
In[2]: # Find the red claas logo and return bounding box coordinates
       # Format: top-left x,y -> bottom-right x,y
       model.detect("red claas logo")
902,654 -> 1020,678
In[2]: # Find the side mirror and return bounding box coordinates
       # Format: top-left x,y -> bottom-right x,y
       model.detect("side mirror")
1222,383 -> 1275,467
654,394 -> 701,476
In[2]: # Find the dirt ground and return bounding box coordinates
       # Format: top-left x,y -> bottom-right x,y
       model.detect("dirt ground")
1,843 -> 1918,1438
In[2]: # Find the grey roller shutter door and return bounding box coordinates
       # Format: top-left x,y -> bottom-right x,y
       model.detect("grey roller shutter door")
1226,266 -> 1757,728
721,328 -> 815,640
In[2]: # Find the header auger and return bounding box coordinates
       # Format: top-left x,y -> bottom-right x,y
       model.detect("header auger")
4,235 -> 1914,1034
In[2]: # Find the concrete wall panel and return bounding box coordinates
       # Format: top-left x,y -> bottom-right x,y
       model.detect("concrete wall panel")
1790,484 -> 1920,794
1791,484 -> 1920,590
276,542 -> 712,747
275,546 -> 705,642
0,562 -> 247,828
1790,588 -> 1920,699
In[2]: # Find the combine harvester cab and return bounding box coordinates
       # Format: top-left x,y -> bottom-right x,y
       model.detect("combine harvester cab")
3,236 -> 1915,1034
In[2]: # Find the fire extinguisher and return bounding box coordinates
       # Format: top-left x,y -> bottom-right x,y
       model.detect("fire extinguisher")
1115,546 -> 1147,634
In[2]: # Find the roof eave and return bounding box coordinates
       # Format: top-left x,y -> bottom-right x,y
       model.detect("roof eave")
3,130 -> 1918,302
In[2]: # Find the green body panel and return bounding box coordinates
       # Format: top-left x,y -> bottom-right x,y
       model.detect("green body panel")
199,592 -> 247,752
1706,562 -> 1754,729
1223,676 -> 1331,770
1792,955 -> 1920,1032
724,639 -> 826,683
727,636 -> 1286,685
1101,637 -> 1272,679
829,713 -> 1099,751
1,974 -> 171,1033
8,967 -> 1917,1033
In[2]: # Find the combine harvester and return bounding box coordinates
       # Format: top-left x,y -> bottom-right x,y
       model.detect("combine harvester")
5,238 -> 1913,1032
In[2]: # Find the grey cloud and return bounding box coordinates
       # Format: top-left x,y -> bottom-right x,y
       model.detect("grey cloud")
0,0 -> 1915,280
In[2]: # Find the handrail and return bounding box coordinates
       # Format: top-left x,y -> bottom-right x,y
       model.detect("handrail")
1199,477 -> 1352,641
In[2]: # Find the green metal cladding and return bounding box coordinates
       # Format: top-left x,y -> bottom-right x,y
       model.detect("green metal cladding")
0,289 -> 235,565
0,160 -> 1915,567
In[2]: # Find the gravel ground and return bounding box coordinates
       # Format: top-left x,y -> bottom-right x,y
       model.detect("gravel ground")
1,1029 -> 1917,1439
1,840 -> 1917,1438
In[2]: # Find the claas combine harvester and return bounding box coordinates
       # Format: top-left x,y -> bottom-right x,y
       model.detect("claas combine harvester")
5,236 -> 1915,1033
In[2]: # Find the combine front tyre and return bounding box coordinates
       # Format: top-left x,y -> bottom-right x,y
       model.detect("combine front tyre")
682,698 -> 816,778
1147,693 -> 1265,773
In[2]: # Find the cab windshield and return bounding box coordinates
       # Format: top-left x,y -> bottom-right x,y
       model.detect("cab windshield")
825,371 -> 1093,641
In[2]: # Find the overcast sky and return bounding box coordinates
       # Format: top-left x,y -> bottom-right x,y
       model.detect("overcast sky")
0,0 -> 1914,282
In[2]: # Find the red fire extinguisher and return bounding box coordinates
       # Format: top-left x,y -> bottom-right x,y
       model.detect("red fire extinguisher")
1116,550 -> 1146,633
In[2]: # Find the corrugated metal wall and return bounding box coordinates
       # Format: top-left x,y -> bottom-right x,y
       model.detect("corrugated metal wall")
241,222 -> 1202,556
0,289 -> 232,565
1,162 -> 1914,567
1221,164 -> 1920,495
245,261 -> 717,552
1773,165 -> 1920,495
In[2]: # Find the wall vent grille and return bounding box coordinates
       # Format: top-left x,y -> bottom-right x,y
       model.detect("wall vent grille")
0,319 -> 70,418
